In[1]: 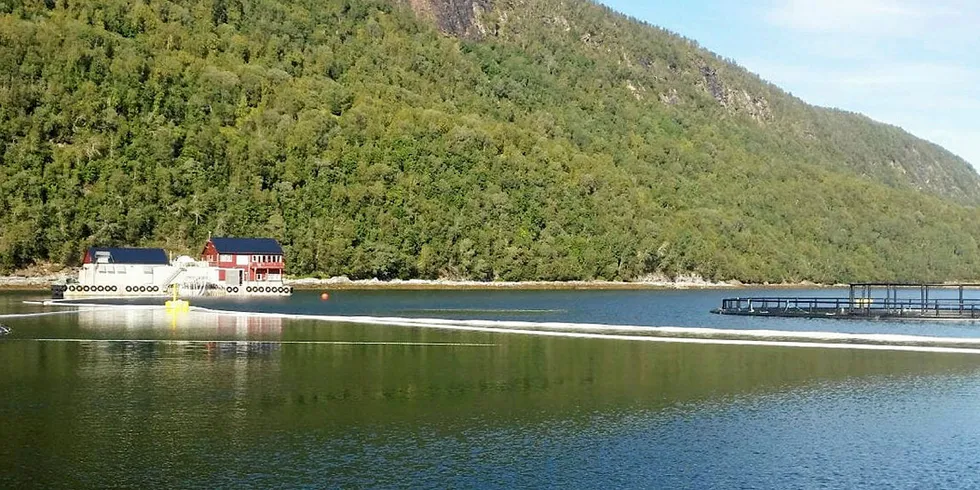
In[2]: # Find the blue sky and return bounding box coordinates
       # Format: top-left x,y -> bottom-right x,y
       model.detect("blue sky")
597,0 -> 980,169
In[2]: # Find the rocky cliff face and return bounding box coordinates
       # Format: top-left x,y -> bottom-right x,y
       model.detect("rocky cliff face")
406,0 -> 494,38
402,0 -> 770,126
697,63 -> 773,124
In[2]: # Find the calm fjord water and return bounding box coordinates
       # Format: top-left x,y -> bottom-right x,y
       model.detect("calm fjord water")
3,289 -> 980,488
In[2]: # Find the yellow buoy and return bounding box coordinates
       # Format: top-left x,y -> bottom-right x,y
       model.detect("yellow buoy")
165,284 -> 190,312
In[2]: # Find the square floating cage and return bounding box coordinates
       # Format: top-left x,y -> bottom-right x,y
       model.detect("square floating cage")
713,283 -> 980,320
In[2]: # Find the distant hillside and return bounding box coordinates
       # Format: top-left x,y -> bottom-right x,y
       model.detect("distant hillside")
405,0 -> 980,201
2,0 -> 980,283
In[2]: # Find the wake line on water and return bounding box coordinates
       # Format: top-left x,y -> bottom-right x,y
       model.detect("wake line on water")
191,306 -> 980,355
397,308 -> 566,314
30,299 -> 980,355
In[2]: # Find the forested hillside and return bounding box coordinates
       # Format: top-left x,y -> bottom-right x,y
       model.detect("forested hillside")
2,0 -> 980,283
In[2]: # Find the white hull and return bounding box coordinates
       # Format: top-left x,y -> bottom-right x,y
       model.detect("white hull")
55,282 -> 292,298
54,257 -> 292,298
217,284 -> 293,296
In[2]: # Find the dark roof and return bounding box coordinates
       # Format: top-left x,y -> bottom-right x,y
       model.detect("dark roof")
210,237 -> 283,254
87,247 -> 169,265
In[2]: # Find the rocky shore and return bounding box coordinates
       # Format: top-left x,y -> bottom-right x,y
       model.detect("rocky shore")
0,269 -> 825,291
285,273 -> 811,290
0,274 -> 72,290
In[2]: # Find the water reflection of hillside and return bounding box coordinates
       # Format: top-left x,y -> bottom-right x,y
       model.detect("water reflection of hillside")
15,332 -> 980,424
208,329 -> 980,430
7,322 -> 980,489
75,308 -> 282,336
203,340 -> 281,359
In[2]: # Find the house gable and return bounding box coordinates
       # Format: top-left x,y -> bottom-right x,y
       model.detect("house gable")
209,237 -> 283,255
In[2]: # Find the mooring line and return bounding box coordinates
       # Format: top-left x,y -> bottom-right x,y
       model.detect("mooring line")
0,310 -> 93,319
28,339 -> 497,347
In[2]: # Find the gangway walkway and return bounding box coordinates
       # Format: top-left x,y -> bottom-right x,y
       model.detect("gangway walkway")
159,266 -> 187,290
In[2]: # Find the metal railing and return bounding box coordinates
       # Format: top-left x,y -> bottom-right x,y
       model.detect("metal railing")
717,296 -> 980,319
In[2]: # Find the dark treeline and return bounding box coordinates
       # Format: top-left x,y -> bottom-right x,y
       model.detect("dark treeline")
2,0 -> 980,283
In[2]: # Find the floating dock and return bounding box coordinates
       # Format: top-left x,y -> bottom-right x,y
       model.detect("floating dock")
713,283 -> 980,320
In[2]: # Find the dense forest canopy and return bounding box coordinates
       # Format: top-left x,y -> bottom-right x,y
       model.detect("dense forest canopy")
2,0 -> 980,283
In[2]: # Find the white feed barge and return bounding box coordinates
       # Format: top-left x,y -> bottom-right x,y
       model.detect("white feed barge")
52,245 -> 292,299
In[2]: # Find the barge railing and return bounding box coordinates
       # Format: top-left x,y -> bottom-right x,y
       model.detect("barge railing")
716,296 -> 980,318
713,283 -> 980,319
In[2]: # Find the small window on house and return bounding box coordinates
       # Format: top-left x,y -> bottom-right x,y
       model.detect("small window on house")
220,254 -> 232,262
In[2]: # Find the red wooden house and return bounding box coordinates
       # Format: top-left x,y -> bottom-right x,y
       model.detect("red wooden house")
201,237 -> 285,285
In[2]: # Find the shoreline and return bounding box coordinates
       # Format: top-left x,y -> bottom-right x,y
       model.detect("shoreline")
0,275 -> 72,291
0,273 -> 836,291
285,277 -> 834,290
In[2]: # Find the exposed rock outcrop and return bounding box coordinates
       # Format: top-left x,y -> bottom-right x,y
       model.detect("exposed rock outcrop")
698,63 -> 773,123
406,0 -> 494,38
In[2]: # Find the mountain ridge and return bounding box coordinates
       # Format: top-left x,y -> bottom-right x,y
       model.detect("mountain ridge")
2,0 -> 980,284
404,0 -> 980,202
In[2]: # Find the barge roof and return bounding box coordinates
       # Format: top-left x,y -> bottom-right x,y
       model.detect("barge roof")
86,247 -> 169,265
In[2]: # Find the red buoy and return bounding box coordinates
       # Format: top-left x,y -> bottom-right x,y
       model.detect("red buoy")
320,292 -> 330,301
